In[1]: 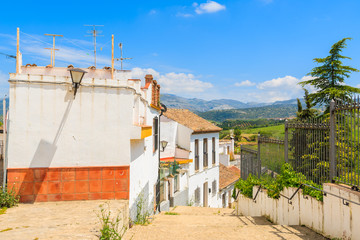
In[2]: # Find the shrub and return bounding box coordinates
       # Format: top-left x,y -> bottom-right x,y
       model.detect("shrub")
0,186 -> 19,208
233,163 -> 323,201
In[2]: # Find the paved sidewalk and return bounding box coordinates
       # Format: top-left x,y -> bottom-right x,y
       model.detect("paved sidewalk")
0,200 -> 128,240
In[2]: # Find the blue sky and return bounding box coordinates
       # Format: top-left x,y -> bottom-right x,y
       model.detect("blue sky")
1,0 -> 360,102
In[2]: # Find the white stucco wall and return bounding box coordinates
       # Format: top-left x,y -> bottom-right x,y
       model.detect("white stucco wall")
8,77 -> 137,168
159,116 -> 177,158
129,108 -> 160,220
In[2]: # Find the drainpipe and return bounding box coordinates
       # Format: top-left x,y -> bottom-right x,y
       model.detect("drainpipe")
2,97 -> 7,190
157,103 -> 167,212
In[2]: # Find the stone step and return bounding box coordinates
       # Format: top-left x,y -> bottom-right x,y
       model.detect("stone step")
124,224 -> 325,240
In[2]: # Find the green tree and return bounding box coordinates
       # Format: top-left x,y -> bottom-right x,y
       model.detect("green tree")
296,89 -> 319,120
300,38 -> 360,113
234,128 -> 242,142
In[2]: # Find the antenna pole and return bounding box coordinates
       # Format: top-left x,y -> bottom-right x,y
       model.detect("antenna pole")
120,43 -> 123,71
111,35 -> 114,79
44,34 -> 63,67
115,43 -> 132,71
16,28 -> 20,73
85,25 -> 103,68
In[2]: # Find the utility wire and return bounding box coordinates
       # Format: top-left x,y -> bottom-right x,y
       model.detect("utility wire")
62,37 -> 92,52
20,31 -> 52,46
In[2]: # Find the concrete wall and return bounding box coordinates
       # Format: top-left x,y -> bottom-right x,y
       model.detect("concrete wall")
235,183 -> 360,240
173,188 -> 189,206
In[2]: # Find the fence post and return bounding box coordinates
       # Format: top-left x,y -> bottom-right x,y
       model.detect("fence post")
284,119 -> 289,163
257,134 -> 261,178
329,99 -> 336,182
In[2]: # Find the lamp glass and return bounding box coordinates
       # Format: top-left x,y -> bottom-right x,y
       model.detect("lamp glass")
161,140 -> 168,150
70,70 -> 85,84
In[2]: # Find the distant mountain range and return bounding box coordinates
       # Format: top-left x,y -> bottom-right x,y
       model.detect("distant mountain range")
161,94 -> 302,112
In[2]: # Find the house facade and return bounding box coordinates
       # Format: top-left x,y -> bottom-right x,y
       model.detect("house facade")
6,64 -> 161,219
160,109 -> 222,208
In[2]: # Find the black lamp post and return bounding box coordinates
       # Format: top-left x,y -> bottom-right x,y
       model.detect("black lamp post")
68,68 -> 87,98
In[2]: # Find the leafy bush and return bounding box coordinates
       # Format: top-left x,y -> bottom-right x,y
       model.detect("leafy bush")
233,163 -> 324,201
0,186 -> 19,208
97,203 -> 126,240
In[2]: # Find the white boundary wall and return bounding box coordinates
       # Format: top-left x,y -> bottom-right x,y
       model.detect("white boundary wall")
235,183 -> 360,240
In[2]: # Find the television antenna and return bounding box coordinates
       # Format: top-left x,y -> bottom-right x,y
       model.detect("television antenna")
115,43 -> 132,71
44,34 -> 63,67
85,25 -> 104,68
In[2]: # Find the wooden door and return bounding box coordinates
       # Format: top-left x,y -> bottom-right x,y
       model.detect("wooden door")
203,182 -> 208,207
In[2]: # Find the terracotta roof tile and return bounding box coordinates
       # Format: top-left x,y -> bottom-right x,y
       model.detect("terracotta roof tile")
219,164 -> 240,190
164,109 -> 222,133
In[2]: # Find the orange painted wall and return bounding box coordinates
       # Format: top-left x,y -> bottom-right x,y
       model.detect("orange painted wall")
7,166 -> 130,203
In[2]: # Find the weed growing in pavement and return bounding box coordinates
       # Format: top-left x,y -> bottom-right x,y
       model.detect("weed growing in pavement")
134,193 -> 150,225
97,203 -> 126,240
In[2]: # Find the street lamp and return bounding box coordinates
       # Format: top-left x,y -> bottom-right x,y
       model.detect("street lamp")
68,68 -> 87,98
161,140 -> 168,152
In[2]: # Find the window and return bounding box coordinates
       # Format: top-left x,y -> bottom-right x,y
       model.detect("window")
195,187 -> 200,204
153,117 -> 159,152
212,137 -> 216,165
195,139 -> 199,171
203,138 -> 208,168
212,180 -> 216,196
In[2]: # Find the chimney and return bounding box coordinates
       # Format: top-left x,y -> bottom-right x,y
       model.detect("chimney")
145,74 -> 153,85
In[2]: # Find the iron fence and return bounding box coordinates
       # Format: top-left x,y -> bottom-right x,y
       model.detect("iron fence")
286,119 -> 330,184
240,146 -> 260,180
238,98 -> 360,191
258,137 -> 284,176
334,98 -> 360,189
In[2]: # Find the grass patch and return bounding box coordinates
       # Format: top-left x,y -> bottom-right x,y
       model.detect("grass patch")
0,207 -> 7,215
164,212 -> 179,215
242,124 -> 285,139
0,228 -> 13,232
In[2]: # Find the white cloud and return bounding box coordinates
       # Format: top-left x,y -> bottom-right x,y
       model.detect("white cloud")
253,75 -> 315,102
131,67 -> 213,94
194,1 -> 226,14
234,80 -> 256,87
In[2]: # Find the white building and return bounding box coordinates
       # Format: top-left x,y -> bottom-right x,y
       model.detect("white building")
6,63 -> 161,219
219,164 -> 240,208
219,139 -> 234,166
160,109 -> 222,208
